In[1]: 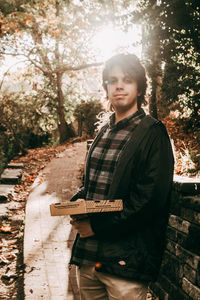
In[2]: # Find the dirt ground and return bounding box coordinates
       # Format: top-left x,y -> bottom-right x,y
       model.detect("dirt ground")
0,142 -> 71,300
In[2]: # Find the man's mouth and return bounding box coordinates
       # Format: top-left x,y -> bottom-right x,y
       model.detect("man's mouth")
114,93 -> 127,97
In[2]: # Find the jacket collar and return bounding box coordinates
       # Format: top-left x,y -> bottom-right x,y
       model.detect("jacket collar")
109,108 -> 146,131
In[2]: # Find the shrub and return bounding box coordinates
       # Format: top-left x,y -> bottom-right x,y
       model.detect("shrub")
74,98 -> 104,138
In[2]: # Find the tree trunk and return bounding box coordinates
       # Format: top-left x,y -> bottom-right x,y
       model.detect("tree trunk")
56,72 -> 75,143
142,23 -> 161,119
78,112 -> 83,137
149,80 -> 158,119
149,54 -> 162,119
54,1 -> 75,144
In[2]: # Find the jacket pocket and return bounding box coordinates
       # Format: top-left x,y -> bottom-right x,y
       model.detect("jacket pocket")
96,235 -> 148,280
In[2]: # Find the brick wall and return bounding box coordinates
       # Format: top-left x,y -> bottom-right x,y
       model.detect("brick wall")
150,176 -> 200,300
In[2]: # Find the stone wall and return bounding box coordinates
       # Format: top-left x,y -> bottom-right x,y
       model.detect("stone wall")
150,176 -> 200,300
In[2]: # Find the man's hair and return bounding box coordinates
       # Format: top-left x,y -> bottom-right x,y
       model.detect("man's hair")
102,53 -> 147,108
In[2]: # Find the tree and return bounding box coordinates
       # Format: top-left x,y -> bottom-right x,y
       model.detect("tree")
1,0 -> 198,136
160,0 -> 199,129
0,0 -> 103,143
134,0 -> 199,125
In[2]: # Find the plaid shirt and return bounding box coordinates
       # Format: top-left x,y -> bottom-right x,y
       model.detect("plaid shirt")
70,109 -> 145,266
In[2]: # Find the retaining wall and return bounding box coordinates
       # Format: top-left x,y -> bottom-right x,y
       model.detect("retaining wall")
150,176 -> 200,300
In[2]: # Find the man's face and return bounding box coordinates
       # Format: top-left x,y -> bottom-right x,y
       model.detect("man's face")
106,65 -> 139,114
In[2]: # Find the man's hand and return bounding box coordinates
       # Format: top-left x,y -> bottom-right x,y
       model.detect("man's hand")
70,217 -> 94,238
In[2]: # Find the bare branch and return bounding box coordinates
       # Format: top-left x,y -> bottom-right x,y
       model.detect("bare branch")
0,50 -> 103,76
0,51 -> 53,79
0,52 -> 25,57
0,60 -> 29,90
26,55 -> 51,76
54,61 -> 103,73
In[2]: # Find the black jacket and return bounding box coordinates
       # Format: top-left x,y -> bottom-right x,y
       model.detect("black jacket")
71,115 -> 174,282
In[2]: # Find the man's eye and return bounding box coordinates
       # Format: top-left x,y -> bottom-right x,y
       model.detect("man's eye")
108,78 -> 117,84
124,77 -> 133,83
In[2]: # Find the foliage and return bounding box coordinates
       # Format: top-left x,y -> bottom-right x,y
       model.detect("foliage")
95,110 -> 112,132
0,89 -> 53,157
134,0 -> 199,127
0,0 -> 106,142
74,98 -> 104,138
163,116 -> 200,177
160,0 -> 200,129
0,132 -> 8,175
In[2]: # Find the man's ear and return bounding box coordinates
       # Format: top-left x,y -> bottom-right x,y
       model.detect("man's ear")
103,86 -> 108,100
102,82 -> 108,92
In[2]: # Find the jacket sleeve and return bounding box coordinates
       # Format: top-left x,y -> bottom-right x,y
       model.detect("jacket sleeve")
89,125 -> 174,239
69,185 -> 86,202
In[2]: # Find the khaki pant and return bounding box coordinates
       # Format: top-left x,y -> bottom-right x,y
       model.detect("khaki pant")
77,265 -> 148,300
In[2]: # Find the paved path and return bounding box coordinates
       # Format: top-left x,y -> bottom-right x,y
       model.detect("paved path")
24,142 -> 86,300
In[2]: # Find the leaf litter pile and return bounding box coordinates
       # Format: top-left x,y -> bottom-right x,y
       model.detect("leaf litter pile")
0,142 -> 69,300
0,120 -> 199,300
163,117 -> 200,176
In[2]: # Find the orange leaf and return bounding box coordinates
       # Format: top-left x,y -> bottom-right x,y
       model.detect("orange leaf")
0,225 -> 12,233
6,253 -> 16,260
25,176 -> 35,183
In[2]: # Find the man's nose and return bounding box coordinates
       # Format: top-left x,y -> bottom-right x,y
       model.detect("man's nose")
116,79 -> 124,89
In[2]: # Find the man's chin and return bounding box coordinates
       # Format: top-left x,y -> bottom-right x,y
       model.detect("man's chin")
113,103 -> 138,114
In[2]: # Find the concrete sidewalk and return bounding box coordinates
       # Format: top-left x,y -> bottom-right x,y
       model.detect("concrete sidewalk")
24,142 -> 86,300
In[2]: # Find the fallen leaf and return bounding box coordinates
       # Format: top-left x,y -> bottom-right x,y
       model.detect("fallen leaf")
0,225 -> 12,233
25,176 -> 35,183
6,253 -> 17,260
8,240 -> 17,246
0,255 -> 9,264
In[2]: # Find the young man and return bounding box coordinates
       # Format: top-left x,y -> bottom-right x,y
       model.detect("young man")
69,54 -> 174,300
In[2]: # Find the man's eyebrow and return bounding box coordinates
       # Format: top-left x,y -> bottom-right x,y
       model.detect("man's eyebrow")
108,75 -> 117,78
